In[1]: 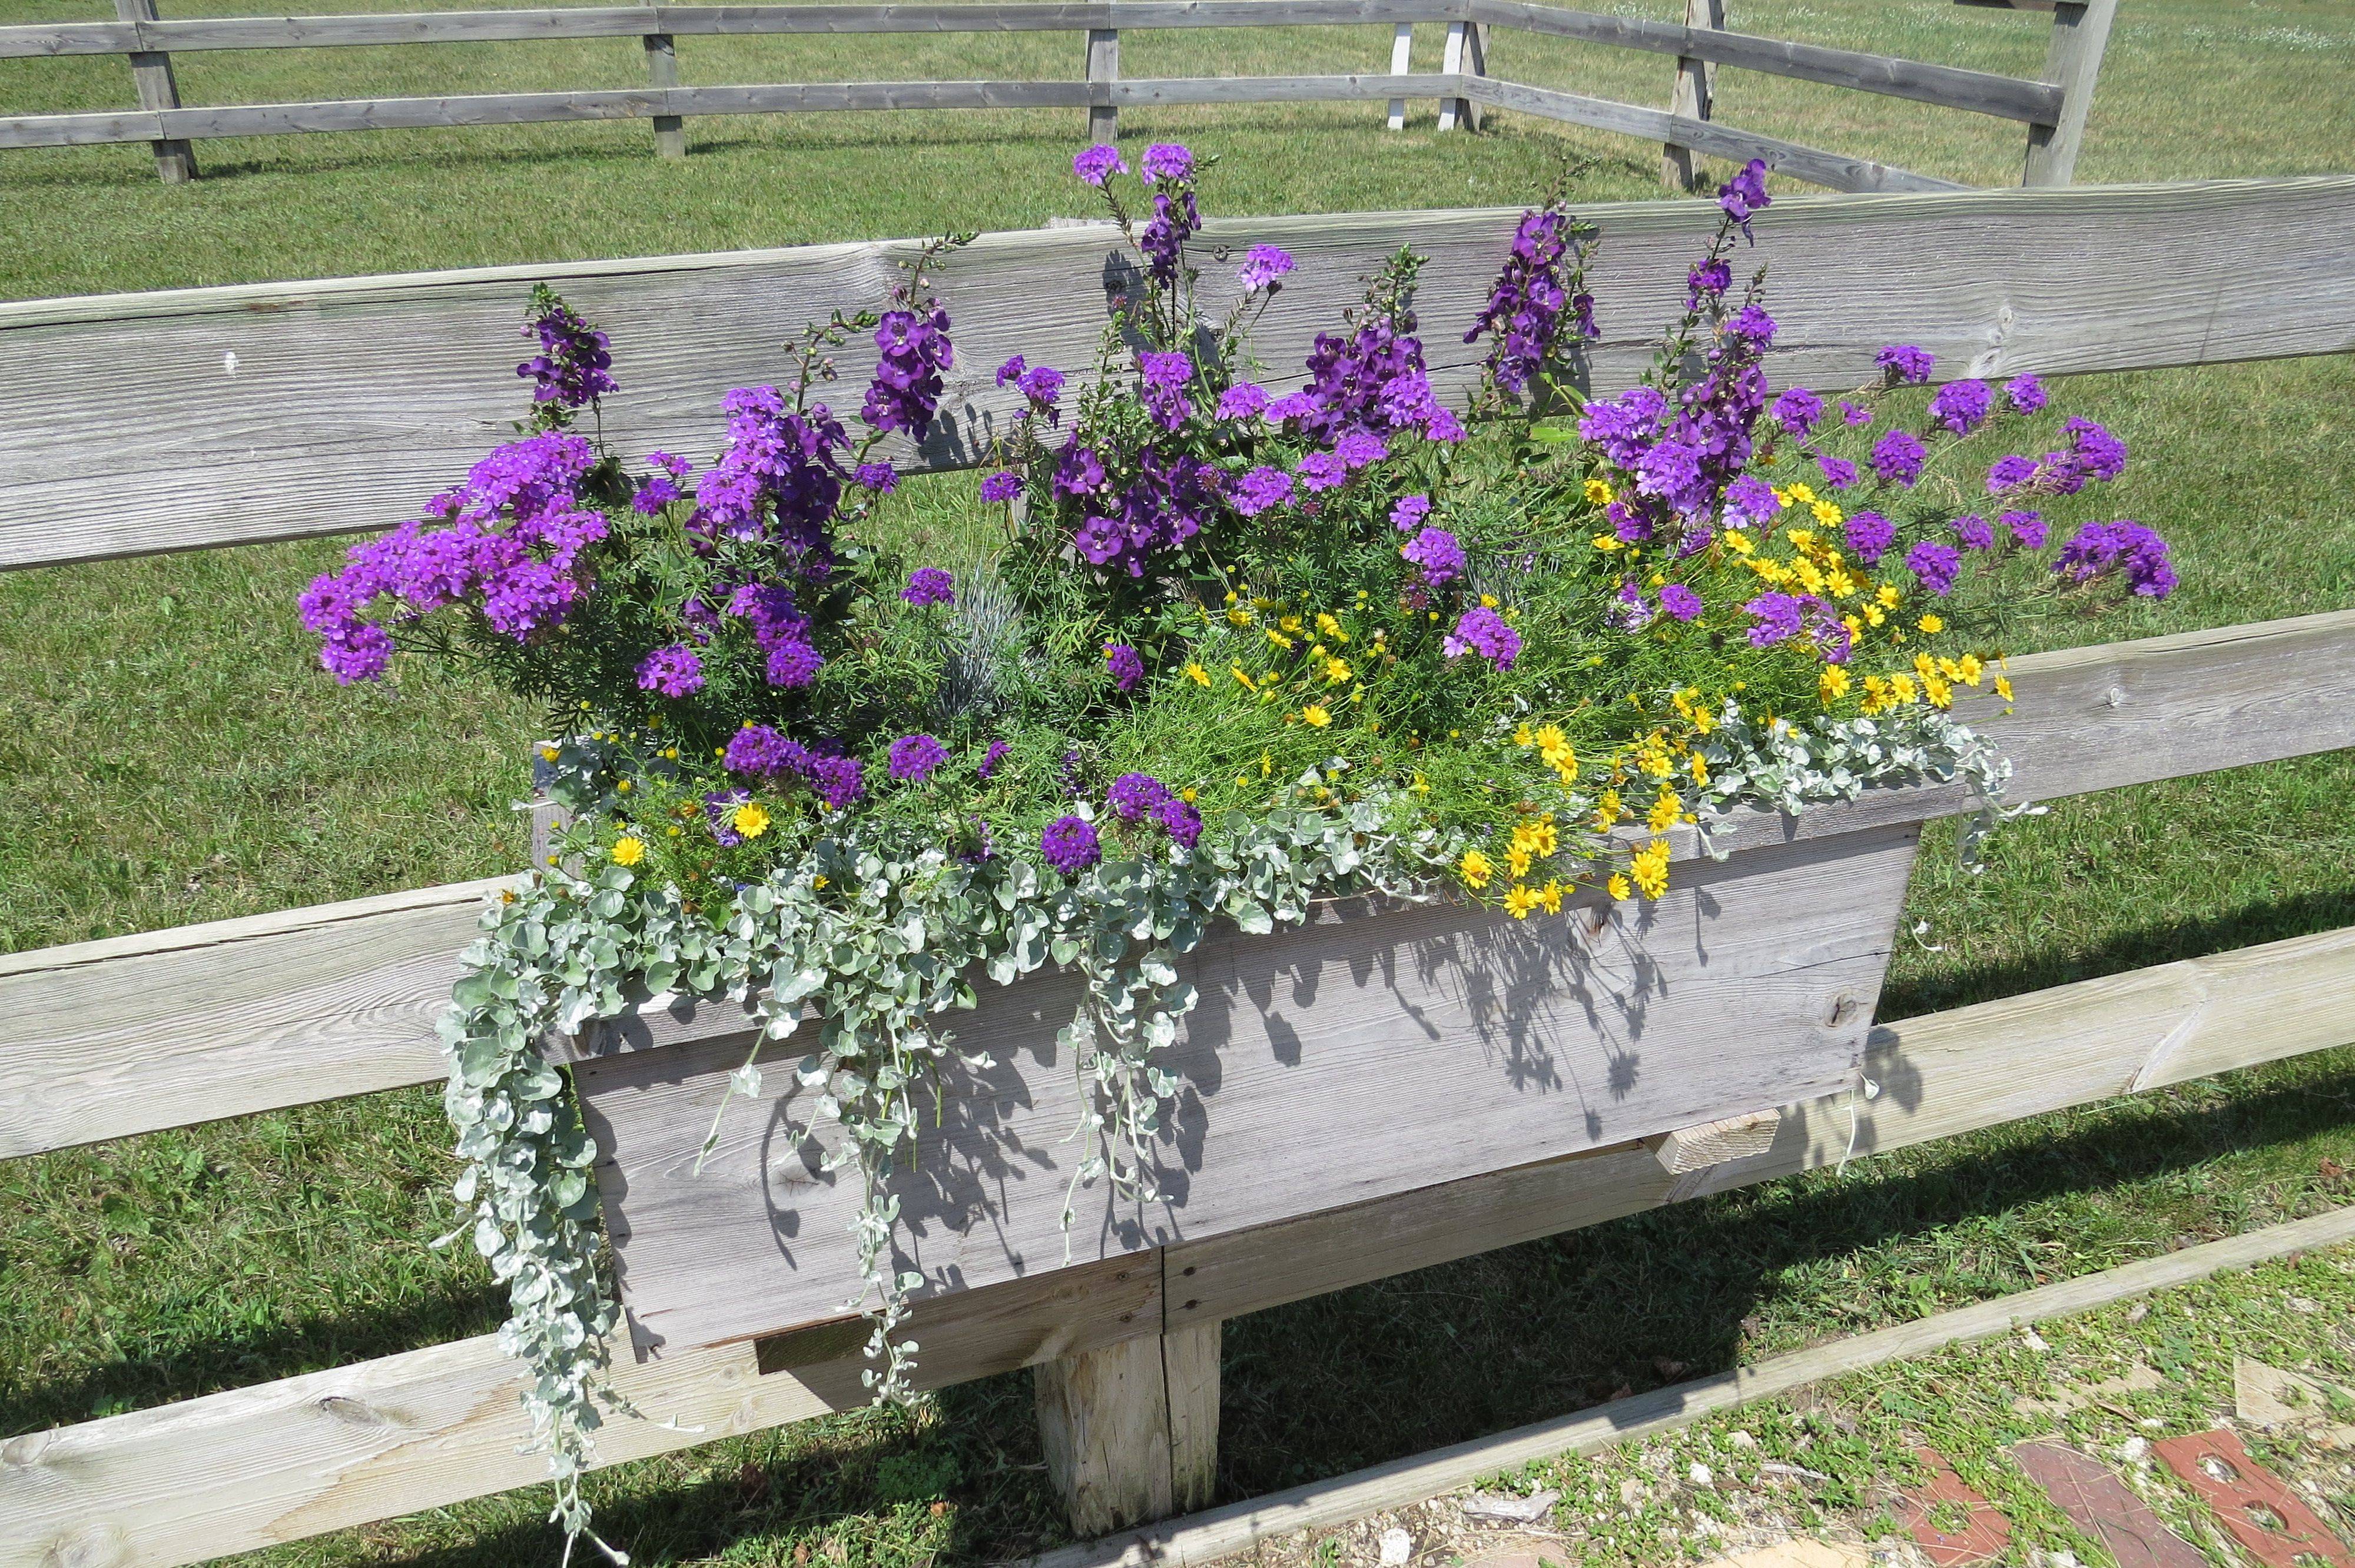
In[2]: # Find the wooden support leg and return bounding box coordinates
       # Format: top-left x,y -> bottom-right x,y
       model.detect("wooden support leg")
2021,0 -> 2117,187
114,0 -> 195,184
643,33 -> 685,159
1660,0 -> 1724,191
1085,28 -> 1119,144
1034,1319 -> 1221,1535
1384,23 -> 1412,131
1460,21 -> 1488,134
1437,22 -> 1464,133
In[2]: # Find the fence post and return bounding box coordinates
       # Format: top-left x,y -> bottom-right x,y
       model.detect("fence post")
1085,28 -> 1119,143
1034,1318 -> 1223,1533
112,0 -> 197,184
2021,0 -> 2115,187
1459,19 -> 1488,132
643,32 -> 685,159
1660,0 -> 1724,190
1384,22 -> 1412,131
1437,21 -> 1466,132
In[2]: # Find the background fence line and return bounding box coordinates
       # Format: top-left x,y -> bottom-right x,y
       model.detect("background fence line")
0,0 -> 2107,187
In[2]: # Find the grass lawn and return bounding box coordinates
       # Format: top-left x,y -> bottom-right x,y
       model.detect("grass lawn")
2,0 -> 2353,1563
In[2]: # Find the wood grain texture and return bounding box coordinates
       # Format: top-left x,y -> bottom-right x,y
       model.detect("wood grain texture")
0,1253 -> 1157,1568
6,925 -> 2349,1568
1644,1108 -> 1781,1172
2,610 -> 2347,1163
1658,0 -> 1723,191
1469,76 -> 1964,194
1059,1207 -> 2355,1568
5,175 -> 2351,571
644,31 -> 685,158
1163,919 -> 2355,1327
572,822 -> 1915,1355
1162,1318 -> 1220,1513
113,0 -> 197,184
1084,25 -> 1118,141
1036,1333 -> 1179,1533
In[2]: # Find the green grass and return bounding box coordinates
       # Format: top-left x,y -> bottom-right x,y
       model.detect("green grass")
2,0 -> 2353,1563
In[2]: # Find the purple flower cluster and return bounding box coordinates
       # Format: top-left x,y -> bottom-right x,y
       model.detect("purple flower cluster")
1296,450 -> 1346,493
1390,494 -> 1431,532
1443,604 -> 1521,670
1237,244 -> 1294,292
635,642 -> 705,697
632,451 -> 691,514
1953,513 -> 1995,552
2003,508 -> 2047,548
299,431 -> 609,681
855,460 -> 898,494
2005,375 -> 2048,414
996,354 -> 1065,421
1928,378 -> 1993,436
1872,429 -> 1927,487
1104,641 -> 1145,693
1905,539 -> 1963,596
1877,344 -> 1936,386
516,294 -> 616,413
728,580 -> 824,687
1718,158 -> 1770,231
1073,144 -> 1125,186
1216,383 -> 1269,421
1071,447 -> 1219,577
1231,465 -> 1294,517
901,566 -> 956,606
1401,525 -> 1466,586
1985,417 -> 2130,498
1140,351 -> 1195,431
1578,294 -> 1779,539
1108,770 -> 1168,821
862,305 -> 954,440
888,732 -> 947,783
2055,519 -> 2176,597
721,725 -> 867,809
979,739 -> 1012,779
1284,314 -> 1461,447
981,470 -> 1023,503
1843,510 -> 1896,565
1463,208 -> 1597,396
1772,387 -> 1823,438
1743,590 -> 1852,662
691,386 -> 848,562
1659,582 -> 1703,622
1137,144 -> 1201,288
1041,814 -> 1102,875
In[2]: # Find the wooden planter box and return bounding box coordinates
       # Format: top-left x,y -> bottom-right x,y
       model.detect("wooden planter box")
568,804 -> 1939,1361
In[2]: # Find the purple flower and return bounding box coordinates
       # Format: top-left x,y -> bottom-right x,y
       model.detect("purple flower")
1723,475 -> 1778,524
1391,493 -> 1432,532
1953,513 -> 1995,552
862,305 -> 954,440
1872,429 -> 1927,487
646,450 -> 690,479
888,733 -> 947,783
1442,605 -> 1521,670
981,469 -> 1023,503
724,723 -> 807,780
1334,428 -> 1389,470
1104,642 -> 1145,693
1108,771 -> 1170,822
1152,795 -> 1204,850
901,566 -> 955,606
1743,592 -> 1804,647
807,754 -> 865,810
691,386 -> 848,559
1686,258 -> 1732,311
634,642 -> 704,697
2002,508 -> 2046,548
705,789 -> 749,847
1464,207 -> 1595,394
1928,378 -> 1993,436
1265,390 -> 1319,424
1816,454 -> 1859,490
1906,539 -> 1963,596
1844,510 -> 1896,565
996,354 -> 1028,388
1041,814 -> 1102,875
1140,350 -> 1195,430
1876,344 -> 1936,386
1238,244 -> 1295,291
1217,382 -> 1270,421
1988,454 -> 2040,491
1139,184 -> 1200,288
1771,387 -> 1823,438
1726,305 -> 1777,348
1840,400 -> 1872,427
1017,363 -> 1064,417
2055,519 -> 2175,597
1717,158 -> 1770,229
765,636 -> 824,688
1142,142 -> 1194,182
1659,583 -> 1703,622
516,293 -> 616,411
632,473 -> 681,514
2005,375 -> 2048,415
1231,465 -> 1294,517
1401,526 -> 1467,586
979,739 -> 1012,780
1074,144 -> 1126,185
856,460 -> 898,494
1296,450 -> 1347,492
2066,416 -> 2129,481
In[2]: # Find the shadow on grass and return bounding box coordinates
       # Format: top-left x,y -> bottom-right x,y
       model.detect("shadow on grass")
1882,882 -> 2355,1020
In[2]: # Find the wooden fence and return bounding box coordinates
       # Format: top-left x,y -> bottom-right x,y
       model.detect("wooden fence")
3,175 -> 2354,1565
0,0 -> 2112,192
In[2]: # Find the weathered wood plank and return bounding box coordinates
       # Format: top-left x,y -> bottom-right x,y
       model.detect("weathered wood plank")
2021,0 -> 2115,187
1468,76 -> 1965,194
0,0 -> 1471,59
6,923 -> 2349,1568
0,1252 -> 1159,1568
1084,24 -> 1118,140
1473,0 -> 2060,123
573,823 -> 1916,1356
644,31 -> 685,158
4,175 -> 2350,572
2,609 -> 2349,1162
1162,918 -> 2355,1326
1036,1330 -> 1181,1533
1163,1317 -> 1221,1513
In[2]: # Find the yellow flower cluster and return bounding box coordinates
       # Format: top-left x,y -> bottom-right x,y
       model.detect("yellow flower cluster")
1208,589 -> 1382,734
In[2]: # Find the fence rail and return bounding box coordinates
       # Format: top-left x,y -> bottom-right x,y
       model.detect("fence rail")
2,178 -> 2351,1566
0,0 -> 2108,188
